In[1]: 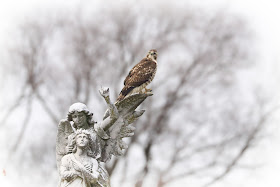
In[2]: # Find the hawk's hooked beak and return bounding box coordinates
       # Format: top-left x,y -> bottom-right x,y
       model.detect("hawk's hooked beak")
152,52 -> 157,60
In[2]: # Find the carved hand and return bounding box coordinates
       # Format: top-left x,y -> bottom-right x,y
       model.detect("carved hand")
65,172 -> 78,181
65,145 -> 74,154
99,86 -> 110,98
59,119 -> 70,127
84,163 -> 92,173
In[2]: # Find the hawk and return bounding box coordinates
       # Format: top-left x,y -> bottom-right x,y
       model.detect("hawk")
117,49 -> 158,101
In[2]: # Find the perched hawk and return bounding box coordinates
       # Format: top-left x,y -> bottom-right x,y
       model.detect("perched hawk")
117,49 -> 158,101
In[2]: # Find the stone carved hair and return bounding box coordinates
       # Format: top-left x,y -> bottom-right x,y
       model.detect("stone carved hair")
66,102 -> 96,128
69,129 -> 95,157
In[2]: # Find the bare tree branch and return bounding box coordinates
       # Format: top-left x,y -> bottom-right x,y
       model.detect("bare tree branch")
203,105 -> 278,187
0,86 -> 27,127
0,4 -> 270,187
10,92 -> 33,154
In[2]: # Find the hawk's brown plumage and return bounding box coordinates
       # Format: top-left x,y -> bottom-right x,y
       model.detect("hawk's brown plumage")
117,49 -> 158,101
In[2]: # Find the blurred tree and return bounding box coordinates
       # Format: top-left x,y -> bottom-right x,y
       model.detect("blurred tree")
0,2 -> 272,187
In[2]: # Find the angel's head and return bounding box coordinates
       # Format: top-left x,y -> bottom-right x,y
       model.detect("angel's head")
69,129 -> 94,155
67,102 -> 96,128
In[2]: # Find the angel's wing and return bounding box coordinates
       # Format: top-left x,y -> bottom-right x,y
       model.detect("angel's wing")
100,93 -> 152,162
56,119 -> 74,171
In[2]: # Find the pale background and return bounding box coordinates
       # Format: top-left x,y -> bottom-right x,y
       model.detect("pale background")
0,0 -> 279,186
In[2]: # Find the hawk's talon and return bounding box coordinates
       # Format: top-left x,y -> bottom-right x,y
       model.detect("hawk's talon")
145,88 -> 152,93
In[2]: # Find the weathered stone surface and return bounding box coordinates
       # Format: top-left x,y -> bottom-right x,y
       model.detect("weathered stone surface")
56,88 -> 152,187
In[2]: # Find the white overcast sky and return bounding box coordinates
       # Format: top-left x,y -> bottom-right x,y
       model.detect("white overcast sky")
0,0 -> 279,187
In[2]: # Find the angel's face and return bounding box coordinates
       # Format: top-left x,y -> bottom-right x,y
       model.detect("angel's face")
76,133 -> 89,147
72,111 -> 87,128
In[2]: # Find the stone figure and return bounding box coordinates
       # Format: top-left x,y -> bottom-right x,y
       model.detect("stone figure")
56,88 -> 117,169
59,129 -> 110,187
56,87 -> 152,186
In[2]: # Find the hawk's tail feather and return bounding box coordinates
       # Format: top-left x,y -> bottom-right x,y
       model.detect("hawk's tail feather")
116,94 -> 125,102
116,86 -> 135,102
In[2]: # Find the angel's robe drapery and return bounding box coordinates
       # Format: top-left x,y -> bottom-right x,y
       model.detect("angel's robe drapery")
59,154 -> 110,187
56,123 -> 110,171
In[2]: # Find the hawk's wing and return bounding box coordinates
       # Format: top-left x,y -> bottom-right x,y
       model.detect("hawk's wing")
120,58 -> 156,97
124,58 -> 157,86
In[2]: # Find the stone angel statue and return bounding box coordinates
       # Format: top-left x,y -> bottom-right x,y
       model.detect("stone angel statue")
59,129 -> 110,187
56,87 -> 152,186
